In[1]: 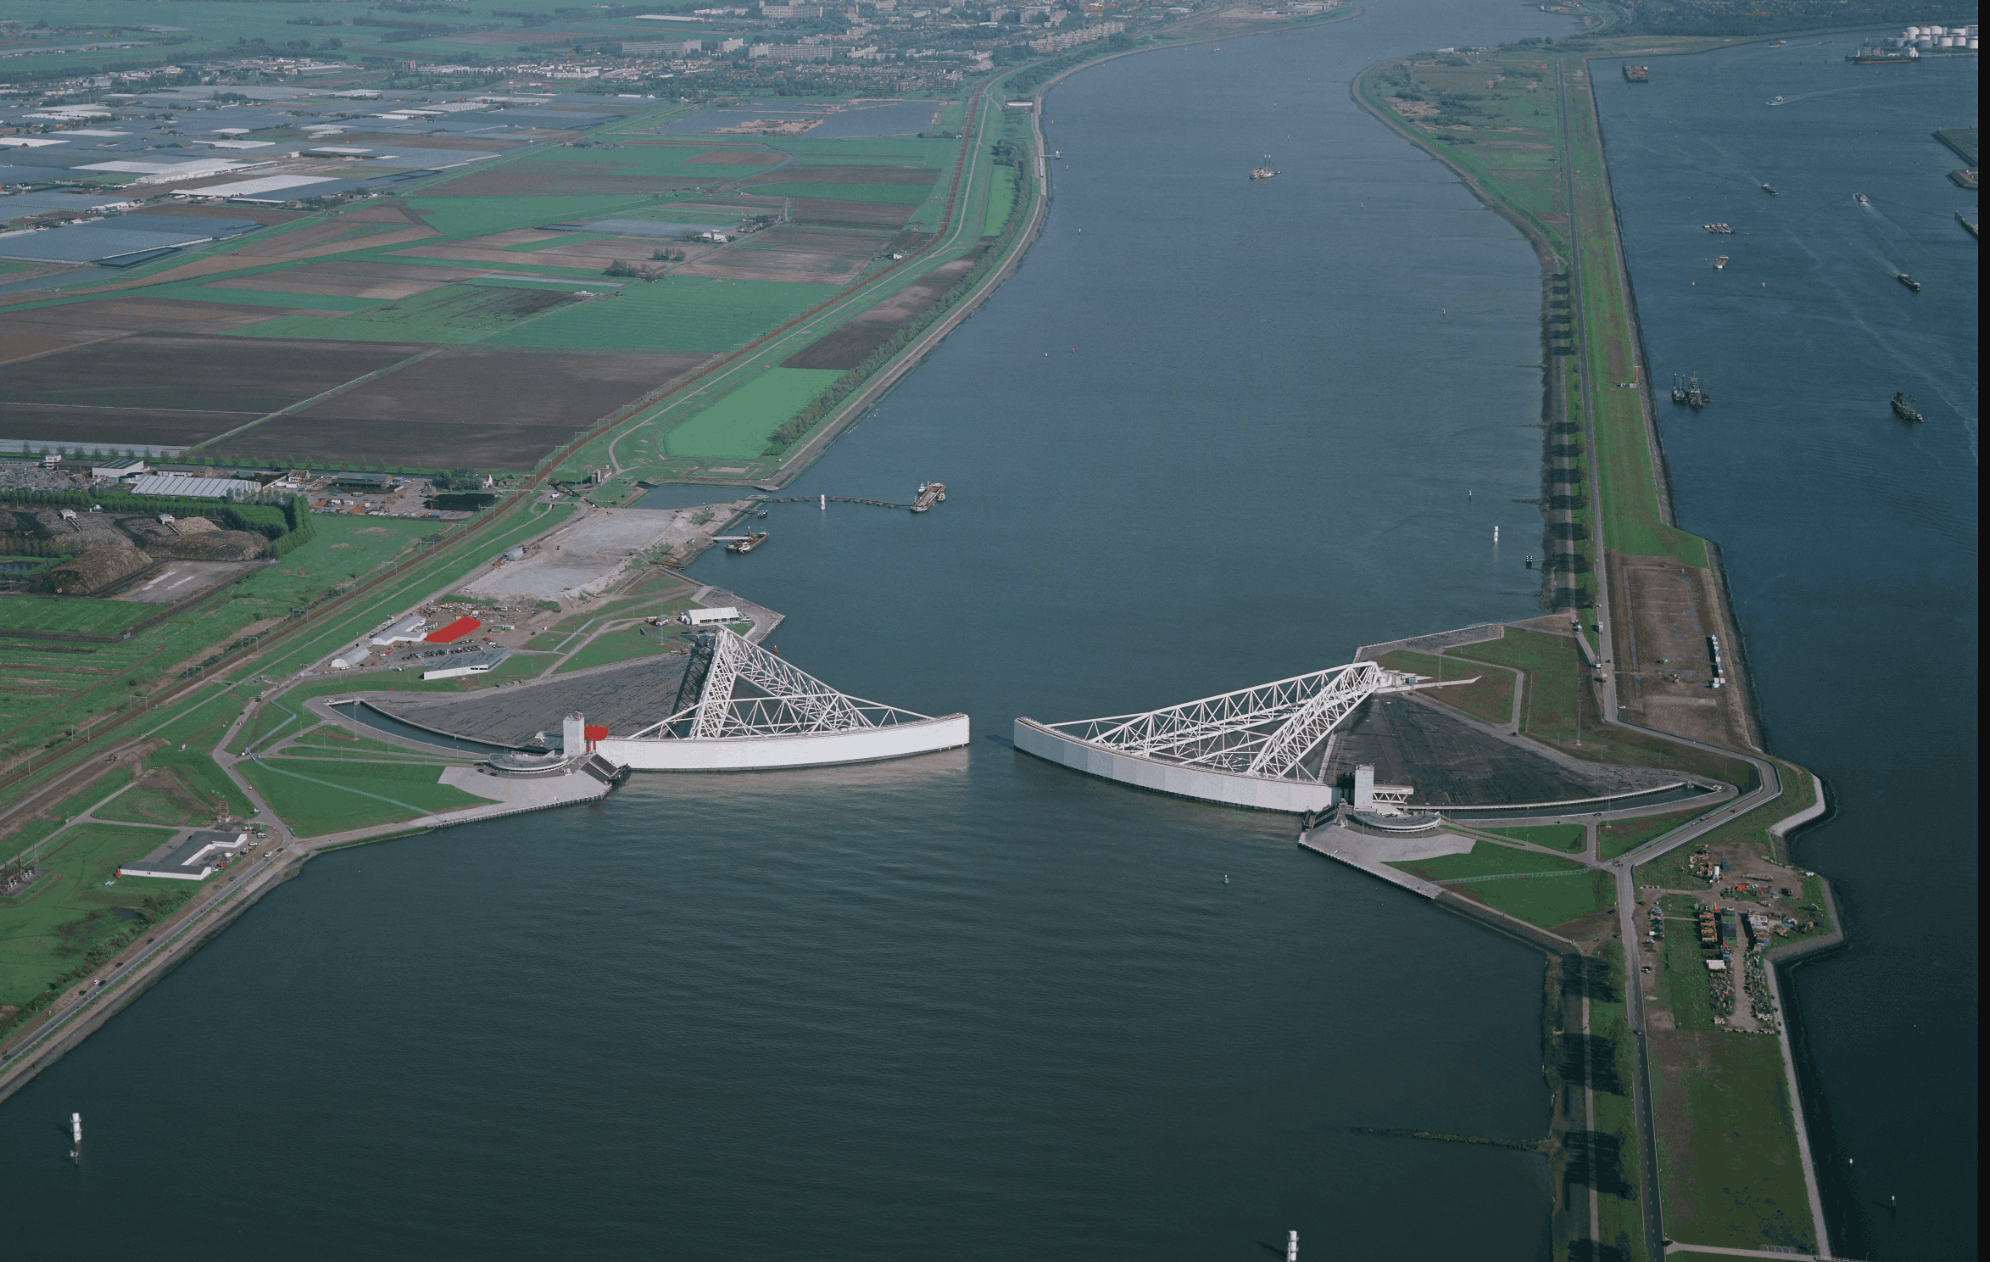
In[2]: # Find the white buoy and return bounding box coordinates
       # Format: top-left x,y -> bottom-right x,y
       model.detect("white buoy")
71,1112 -> 82,1145
1287,1229 -> 1299,1261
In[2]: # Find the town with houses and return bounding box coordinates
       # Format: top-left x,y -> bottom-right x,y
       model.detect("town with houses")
0,0 -> 1338,107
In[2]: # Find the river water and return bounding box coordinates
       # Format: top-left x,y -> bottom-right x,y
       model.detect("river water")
2,5 -> 1606,1258
1590,37 -> 1977,1259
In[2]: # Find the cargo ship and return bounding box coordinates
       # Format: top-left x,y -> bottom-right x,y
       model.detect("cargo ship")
1849,42 -> 1919,64
1896,272 -> 1921,292
1890,391 -> 1923,423
1249,155 -> 1277,180
1624,65 -> 1649,82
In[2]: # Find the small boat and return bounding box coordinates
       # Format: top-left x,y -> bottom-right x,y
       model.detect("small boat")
1855,193 -> 1870,205
726,532 -> 768,554
1702,222 -> 1734,234
1761,183 -> 1779,194
1672,373 -> 1711,409
1714,256 -> 1729,269
1895,273 -> 1921,292
1767,95 -> 1787,106
1770,40 -> 1787,48
1890,390 -> 1923,423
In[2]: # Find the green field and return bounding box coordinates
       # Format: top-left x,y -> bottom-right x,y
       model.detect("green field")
1480,823 -> 1587,853
1390,841 -> 1587,881
0,597 -> 155,637
1649,1024 -> 1817,1251
748,181 -> 935,205
553,624 -> 684,675
1473,869 -> 1613,930
484,274 -> 838,353
664,367 -> 842,458
92,770 -> 224,828
238,757 -> 490,837
0,823 -> 196,1020
405,193 -> 658,240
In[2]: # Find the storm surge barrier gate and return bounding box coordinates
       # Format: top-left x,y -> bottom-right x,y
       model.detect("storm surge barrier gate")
1014,661 -> 1415,813
598,629 -> 970,770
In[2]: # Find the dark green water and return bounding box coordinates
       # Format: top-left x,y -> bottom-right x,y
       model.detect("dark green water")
2,6 -> 1608,1258
1591,37 -> 1977,1258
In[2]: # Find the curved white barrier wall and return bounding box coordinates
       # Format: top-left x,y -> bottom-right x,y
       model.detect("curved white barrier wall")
1013,718 -> 1338,814
598,713 -> 970,771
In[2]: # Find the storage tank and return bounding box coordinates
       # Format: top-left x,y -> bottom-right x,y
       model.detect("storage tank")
1905,25 -> 1921,36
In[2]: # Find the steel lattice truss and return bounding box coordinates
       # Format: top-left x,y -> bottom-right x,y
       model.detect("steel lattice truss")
628,629 -> 934,740
1043,661 -> 1410,783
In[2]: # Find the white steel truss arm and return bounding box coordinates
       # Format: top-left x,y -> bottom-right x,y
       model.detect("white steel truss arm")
1245,661 -> 1380,778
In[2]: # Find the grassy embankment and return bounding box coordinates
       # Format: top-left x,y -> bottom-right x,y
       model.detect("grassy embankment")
1357,32 -> 1827,1257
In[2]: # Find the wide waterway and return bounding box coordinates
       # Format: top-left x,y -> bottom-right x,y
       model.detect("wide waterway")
1590,38 -> 1977,1258
0,4 -> 1591,1257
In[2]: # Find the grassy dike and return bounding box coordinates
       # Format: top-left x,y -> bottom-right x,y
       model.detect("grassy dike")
1353,21 -> 1833,1262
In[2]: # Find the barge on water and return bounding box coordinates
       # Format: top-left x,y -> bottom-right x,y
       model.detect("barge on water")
1890,391 -> 1924,423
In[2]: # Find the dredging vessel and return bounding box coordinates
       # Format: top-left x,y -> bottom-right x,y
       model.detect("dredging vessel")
1249,155 -> 1277,180
1890,391 -> 1924,423
726,532 -> 769,554
1895,272 -> 1921,292
1714,256 -> 1729,269
911,482 -> 946,513
1624,65 -> 1649,82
